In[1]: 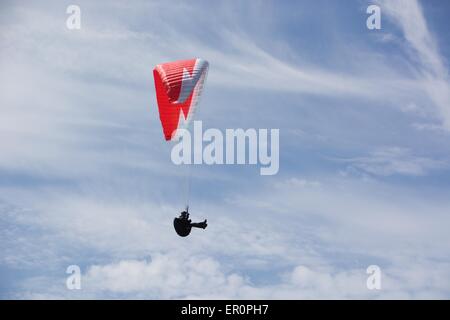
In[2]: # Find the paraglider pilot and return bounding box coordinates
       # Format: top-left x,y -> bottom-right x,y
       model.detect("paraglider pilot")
173,207 -> 207,237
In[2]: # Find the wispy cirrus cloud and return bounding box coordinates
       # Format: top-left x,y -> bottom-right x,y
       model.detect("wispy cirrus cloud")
378,0 -> 450,130
338,147 -> 447,177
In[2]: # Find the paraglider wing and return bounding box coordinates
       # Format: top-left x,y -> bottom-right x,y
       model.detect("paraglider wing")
153,58 -> 209,141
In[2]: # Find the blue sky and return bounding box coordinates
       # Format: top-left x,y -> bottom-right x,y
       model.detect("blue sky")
1,0 -> 450,298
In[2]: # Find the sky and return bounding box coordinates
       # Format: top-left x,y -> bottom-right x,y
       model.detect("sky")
0,0 -> 450,299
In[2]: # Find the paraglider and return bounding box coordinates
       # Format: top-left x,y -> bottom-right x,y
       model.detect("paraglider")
153,58 -> 209,237
173,207 -> 207,237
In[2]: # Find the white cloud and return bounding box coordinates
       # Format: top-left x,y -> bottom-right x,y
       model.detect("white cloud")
3,168 -> 450,299
17,252 -> 450,299
340,147 -> 447,177
378,0 -> 450,129
77,256 -> 372,299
